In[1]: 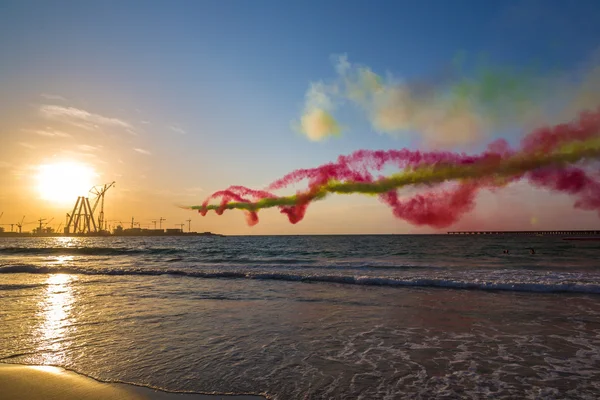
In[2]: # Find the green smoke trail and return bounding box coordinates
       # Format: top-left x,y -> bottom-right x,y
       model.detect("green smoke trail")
327,54 -> 561,147
448,58 -> 552,126
189,137 -> 600,213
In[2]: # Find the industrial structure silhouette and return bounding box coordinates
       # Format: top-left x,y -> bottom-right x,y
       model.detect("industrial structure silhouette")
0,181 -> 219,237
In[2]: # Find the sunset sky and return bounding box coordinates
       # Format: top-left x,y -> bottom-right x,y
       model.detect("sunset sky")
1,0 -> 600,234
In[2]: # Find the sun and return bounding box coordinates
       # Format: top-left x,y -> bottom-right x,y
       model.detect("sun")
35,161 -> 97,204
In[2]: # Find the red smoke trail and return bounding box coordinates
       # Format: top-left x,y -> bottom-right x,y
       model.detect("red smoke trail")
528,167 -> 600,215
199,186 -> 276,214
521,109 -> 600,153
266,148 -> 504,191
195,108 -> 600,227
377,182 -> 480,228
197,186 -> 276,226
520,109 -> 600,216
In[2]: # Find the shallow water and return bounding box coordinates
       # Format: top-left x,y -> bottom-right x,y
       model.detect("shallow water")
1,235 -> 600,398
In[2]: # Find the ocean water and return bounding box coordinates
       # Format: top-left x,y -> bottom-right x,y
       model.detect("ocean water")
1,235 -> 599,399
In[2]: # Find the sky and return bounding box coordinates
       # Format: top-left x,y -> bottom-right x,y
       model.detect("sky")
1,0 -> 600,234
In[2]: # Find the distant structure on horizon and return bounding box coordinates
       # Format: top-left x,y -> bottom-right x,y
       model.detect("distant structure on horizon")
447,230 -> 600,236
64,182 -> 115,234
0,180 -> 224,237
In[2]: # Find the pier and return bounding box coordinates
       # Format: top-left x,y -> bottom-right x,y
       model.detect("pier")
447,230 -> 600,236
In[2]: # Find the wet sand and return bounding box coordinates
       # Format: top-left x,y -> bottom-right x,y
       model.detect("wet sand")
0,364 -> 266,400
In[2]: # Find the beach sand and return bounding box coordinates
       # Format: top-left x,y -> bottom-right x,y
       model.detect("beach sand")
0,364 -> 266,400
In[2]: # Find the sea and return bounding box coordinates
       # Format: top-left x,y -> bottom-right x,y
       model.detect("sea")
1,234 -> 599,399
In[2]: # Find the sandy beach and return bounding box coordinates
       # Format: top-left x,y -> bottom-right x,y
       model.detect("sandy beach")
0,364 -> 266,400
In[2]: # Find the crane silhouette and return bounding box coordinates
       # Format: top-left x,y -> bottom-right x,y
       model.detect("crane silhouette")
0,215 -> 20,232
16,216 -> 25,233
31,217 -> 54,234
89,182 -> 115,232
64,181 -> 115,234
36,218 -> 47,232
0,223 -> 15,232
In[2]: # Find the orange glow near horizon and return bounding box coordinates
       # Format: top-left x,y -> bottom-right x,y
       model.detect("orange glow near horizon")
35,161 -> 98,205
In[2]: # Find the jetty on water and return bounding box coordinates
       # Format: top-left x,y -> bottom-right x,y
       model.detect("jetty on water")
447,230 -> 600,236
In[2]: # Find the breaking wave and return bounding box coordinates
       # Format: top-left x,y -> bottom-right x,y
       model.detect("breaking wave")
0,247 -> 182,256
1,264 -> 599,294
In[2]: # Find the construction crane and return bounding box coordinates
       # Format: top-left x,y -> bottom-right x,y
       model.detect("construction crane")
22,219 -> 40,234
36,218 -> 54,234
151,220 -> 157,229
175,223 -> 185,231
16,216 -> 25,233
32,217 -> 54,234
104,219 -> 122,232
186,219 -> 192,232
36,218 -> 47,233
0,223 -> 15,232
89,181 -> 115,232
65,197 -> 96,234
64,181 -> 115,234
0,214 -> 20,232
159,217 -> 166,230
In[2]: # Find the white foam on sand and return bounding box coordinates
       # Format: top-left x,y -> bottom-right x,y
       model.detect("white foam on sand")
0,364 -> 266,400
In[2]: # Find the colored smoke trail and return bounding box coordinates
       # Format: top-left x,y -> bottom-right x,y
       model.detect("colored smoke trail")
297,54 -> 564,145
188,109 -> 600,228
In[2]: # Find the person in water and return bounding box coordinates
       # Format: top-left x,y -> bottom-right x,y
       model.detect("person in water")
503,249 -> 510,254
528,248 -> 536,254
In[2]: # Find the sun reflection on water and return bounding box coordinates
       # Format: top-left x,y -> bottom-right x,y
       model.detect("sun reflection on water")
37,274 -> 77,364
53,236 -> 79,247
50,255 -> 74,265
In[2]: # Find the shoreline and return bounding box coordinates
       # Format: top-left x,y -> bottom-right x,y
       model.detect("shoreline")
0,363 -> 267,400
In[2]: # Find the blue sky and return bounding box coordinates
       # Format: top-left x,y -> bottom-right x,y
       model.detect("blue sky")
1,0 -> 600,234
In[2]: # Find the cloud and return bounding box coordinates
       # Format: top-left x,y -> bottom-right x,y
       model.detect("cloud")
40,105 -> 134,132
133,148 -> 152,155
76,144 -> 102,152
59,149 -> 99,159
297,53 -> 600,148
295,54 -> 487,147
40,93 -> 66,101
295,82 -> 341,141
367,84 -> 485,147
24,127 -> 72,138
18,142 -> 36,149
333,54 -> 486,147
299,108 -> 341,142
168,125 -> 187,135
